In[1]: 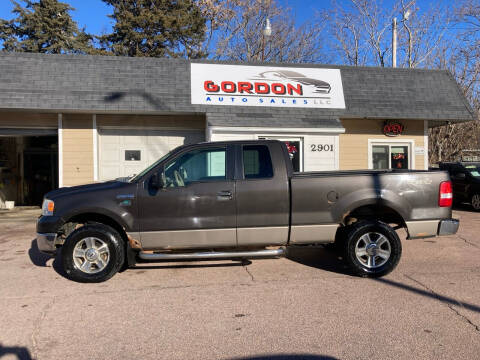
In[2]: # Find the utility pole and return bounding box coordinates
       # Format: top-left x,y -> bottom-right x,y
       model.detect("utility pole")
392,17 -> 397,68
404,22 -> 413,68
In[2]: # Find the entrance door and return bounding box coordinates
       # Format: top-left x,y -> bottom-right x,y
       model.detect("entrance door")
371,142 -> 412,170
137,144 -> 237,250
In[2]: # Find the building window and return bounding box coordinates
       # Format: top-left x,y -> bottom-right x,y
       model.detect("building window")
371,143 -> 411,170
125,150 -> 141,161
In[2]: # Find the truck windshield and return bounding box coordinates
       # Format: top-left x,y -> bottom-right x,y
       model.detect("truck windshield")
465,165 -> 480,178
129,150 -> 174,182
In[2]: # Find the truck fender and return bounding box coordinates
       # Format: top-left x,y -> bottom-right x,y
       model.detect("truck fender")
61,206 -> 135,233
331,188 -> 411,224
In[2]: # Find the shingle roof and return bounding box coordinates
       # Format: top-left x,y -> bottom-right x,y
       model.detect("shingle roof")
0,52 -> 475,126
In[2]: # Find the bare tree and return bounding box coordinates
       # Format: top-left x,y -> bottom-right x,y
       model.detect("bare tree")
326,0 -> 399,67
396,0 -> 451,68
326,0 -> 452,69
428,1 -> 480,164
198,0 -> 329,63
325,0 -> 366,66
325,0 -> 478,163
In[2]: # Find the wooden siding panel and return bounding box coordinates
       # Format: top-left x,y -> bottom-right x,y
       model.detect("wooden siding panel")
62,114 -> 94,186
339,119 -> 426,170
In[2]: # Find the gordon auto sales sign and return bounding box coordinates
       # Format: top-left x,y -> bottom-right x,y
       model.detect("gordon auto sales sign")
191,63 -> 346,109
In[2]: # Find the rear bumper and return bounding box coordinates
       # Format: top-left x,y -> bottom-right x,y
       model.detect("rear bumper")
36,233 -> 58,254
406,218 -> 459,239
437,218 -> 460,236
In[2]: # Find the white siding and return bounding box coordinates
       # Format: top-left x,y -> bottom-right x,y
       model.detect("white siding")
303,134 -> 338,171
210,132 -> 256,141
209,128 -> 341,172
99,129 -> 204,180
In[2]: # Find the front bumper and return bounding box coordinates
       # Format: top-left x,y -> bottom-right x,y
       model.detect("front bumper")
438,218 -> 460,236
36,232 -> 58,254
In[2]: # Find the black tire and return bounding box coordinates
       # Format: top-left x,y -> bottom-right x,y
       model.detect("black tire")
471,193 -> 480,211
62,224 -> 125,283
343,220 -> 402,278
324,226 -> 348,255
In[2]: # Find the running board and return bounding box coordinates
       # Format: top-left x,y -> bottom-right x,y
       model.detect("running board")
138,248 -> 285,261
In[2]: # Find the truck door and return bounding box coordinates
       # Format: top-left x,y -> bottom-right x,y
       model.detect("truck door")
137,144 -> 237,250
235,143 -> 290,246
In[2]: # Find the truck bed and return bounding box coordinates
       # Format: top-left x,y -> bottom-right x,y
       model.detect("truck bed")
290,169 -> 451,227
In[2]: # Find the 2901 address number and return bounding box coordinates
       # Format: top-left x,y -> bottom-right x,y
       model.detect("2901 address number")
310,144 -> 334,152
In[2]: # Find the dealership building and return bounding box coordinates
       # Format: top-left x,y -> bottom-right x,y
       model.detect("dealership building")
0,52 -> 475,206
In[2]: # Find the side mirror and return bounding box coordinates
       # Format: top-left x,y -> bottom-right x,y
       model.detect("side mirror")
150,172 -> 165,189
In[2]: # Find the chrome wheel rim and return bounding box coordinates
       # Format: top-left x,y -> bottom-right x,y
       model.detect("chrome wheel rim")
355,232 -> 391,269
73,237 -> 110,274
472,194 -> 480,210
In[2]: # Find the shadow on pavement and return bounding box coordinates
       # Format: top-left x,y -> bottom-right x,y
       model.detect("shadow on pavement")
288,246 -> 480,314
0,343 -> 32,360
453,202 -> 476,212
286,246 -> 352,276
375,277 -> 480,313
28,239 -> 67,279
28,239 -> 51,267
230,355 -> 338,360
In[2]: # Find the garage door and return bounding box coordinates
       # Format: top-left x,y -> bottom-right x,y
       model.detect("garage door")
99,129 -> 204,181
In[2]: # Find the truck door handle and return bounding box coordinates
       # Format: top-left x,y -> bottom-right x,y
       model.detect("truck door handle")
217,191 -> 232,200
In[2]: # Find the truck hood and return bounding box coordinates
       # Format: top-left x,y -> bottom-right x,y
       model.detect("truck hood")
44,180 -> 131,200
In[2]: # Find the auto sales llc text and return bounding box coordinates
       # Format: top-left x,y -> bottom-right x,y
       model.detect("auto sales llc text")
204,96 -> 332,106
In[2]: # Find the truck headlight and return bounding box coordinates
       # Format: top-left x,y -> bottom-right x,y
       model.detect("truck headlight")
42,199 -> 55,216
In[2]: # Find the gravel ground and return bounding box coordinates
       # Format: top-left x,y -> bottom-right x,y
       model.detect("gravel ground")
0,206 -> 479,360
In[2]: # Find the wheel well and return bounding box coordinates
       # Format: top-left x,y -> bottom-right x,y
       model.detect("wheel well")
342,205 -> 405,228
59,213 -> 128,243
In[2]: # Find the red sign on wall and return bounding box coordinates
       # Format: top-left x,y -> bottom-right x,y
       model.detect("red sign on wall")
383,121 -> 404,136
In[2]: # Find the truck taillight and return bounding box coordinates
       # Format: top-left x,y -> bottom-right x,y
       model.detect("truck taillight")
439,181 -> 453,207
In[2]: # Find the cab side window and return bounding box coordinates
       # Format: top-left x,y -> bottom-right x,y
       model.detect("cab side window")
242,145 -> 273,179
164,147 -> 226,187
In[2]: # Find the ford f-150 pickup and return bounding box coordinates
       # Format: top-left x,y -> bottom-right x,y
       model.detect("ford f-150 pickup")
37,140 -> 459,282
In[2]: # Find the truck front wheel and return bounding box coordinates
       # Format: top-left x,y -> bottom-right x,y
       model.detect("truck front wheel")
343,220 -> 402,277
62,224 -> 125,283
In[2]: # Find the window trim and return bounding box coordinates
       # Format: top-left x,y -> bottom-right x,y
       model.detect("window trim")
240,144 -> 275,180
161,145 -> 230,187
368,139 -> 415,170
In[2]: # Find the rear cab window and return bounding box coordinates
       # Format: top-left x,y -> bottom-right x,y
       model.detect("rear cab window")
242,145 -> 274,179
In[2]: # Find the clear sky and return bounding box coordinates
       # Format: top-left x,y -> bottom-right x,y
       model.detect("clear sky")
0,0 -> 454,36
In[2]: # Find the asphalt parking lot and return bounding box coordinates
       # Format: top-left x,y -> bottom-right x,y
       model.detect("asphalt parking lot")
0,207 -> 479,360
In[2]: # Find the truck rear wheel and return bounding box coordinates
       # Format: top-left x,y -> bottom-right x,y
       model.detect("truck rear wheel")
62,224 -> 125,283
343,220 -> 401,278
471,193 -> 480,211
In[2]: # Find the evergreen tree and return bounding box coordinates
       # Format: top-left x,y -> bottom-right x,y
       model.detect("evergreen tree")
0,0 -> 94,54
100,0 -> 207,58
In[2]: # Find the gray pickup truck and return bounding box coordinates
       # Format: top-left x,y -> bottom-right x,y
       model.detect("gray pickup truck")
37,140 -> 459,282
